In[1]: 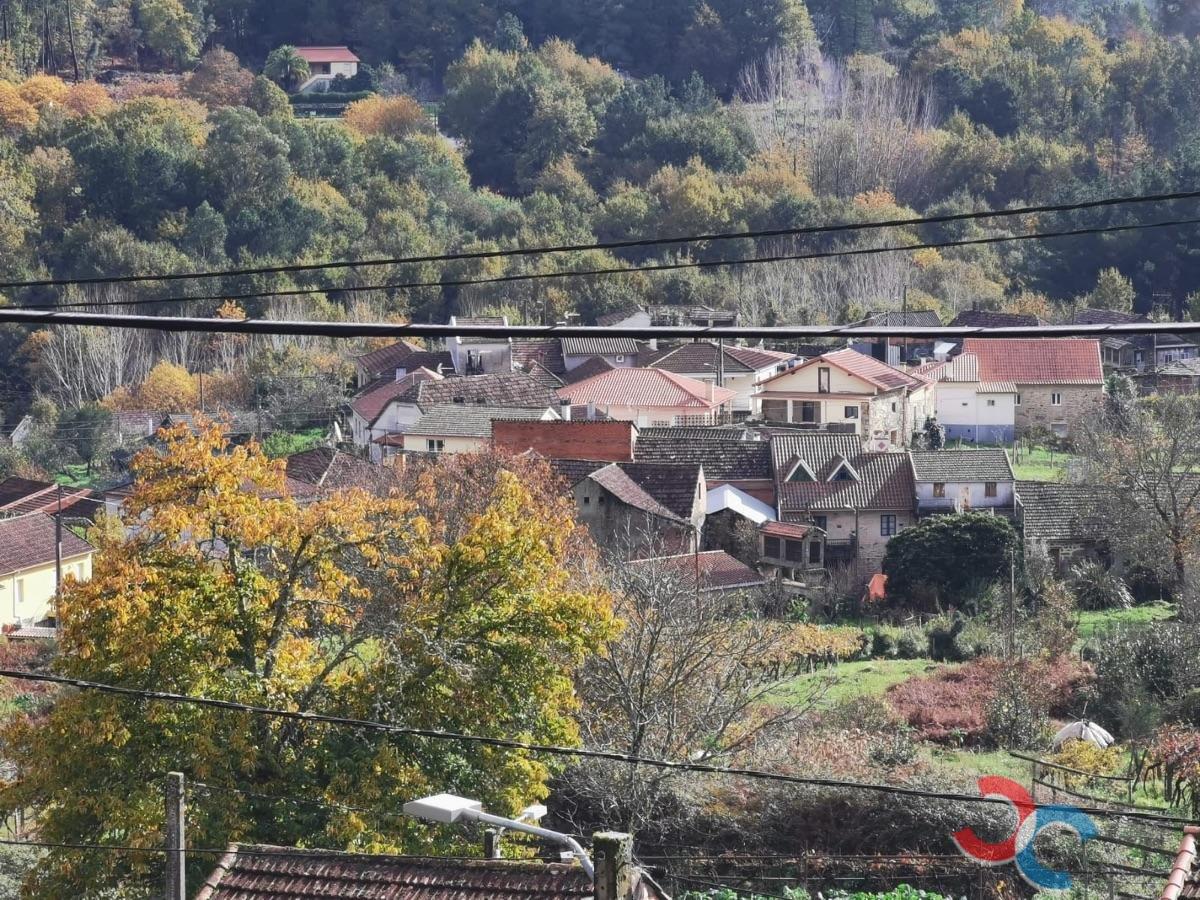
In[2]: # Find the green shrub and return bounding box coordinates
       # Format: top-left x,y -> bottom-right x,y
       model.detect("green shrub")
871,626 -> 900,658
895,627 -> 926,659
1071,562 -> 1133,611
984,666 -> 1051,750
290,90 -> 375,105
926,615 -> 968,662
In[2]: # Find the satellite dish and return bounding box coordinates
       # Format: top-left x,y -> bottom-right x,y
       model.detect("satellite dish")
1052,720 -> 1115,750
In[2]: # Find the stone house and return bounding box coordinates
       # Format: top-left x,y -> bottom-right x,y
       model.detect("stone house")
909,448 -> 1016,517
568,461 -> 706,556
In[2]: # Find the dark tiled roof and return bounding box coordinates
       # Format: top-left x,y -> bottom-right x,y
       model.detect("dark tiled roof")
511,339 -> 566,375
1072,308 -> 1143,325
909,449 -> 1015,483
0,512 -> 93,576
1016,481 -> 1110,543
856,310 -> 942,328
284,448 -> 383,491
524,361 -> 566,388
619,462 -> 702,518
560,337 -> 640,357
635,435 -> 772,480
638,426 -> 751,441
648,305 -> 738,326
350,370 -> 444,424
588,465 -> 685,522
772,433 -> 914,513
631,550 -> 766,592
355,340 -> 423,376
950,309 -> 1041,328
195,845 -> 592,900
404,405 -> 553,438
402,374 -> 560,412
547,458 -> 609,486
595,304 -> 645,326
561,356 -> 615,385
450,315 -> 509,343
644,342 -> 794,376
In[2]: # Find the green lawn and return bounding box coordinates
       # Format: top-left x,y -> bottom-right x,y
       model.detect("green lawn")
1076,603 -> 1175,640
54,464 -> 103,489
773,658 -> 950,708
1009,445 -> 1075,481
924,747 -> 1032,784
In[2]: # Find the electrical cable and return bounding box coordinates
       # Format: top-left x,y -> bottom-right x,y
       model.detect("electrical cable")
15,213 -> 1200,310
1,668 -> 1194,828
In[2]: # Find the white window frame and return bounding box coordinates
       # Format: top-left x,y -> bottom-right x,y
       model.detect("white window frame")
426,439 -> 445,453
1051,393 -> 1062,406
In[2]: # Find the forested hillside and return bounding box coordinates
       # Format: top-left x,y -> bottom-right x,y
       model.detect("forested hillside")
3,0 -> 1200,422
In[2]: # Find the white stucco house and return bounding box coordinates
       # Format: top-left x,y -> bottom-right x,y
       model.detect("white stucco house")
909,448 -> 1016,516
913,352 -> 1016,444
295,46 -> 361,93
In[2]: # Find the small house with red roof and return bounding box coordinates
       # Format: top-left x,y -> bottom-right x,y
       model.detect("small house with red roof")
556,368 -> 736,428
640,340 -> 796,413
294,46 -> 360,93
752,348 -> 933,451
961,338 -> 1103,438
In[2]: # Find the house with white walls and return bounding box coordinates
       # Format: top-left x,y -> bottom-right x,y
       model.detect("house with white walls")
294,46 -> 360,93
913,352 -> 1016,444
909,449 -> 1016,516
557,368 -> 735,428
640,342 -> 796,413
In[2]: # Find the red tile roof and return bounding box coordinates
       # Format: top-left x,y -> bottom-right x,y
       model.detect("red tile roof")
0,512 -> 93,576
511,338 -> 567,375
195,845 -> 595,900
294,46 -> 360,63
350,369 -> 444,426
0,478 -> 104,520
761,348 -> 926,392
558,368 -> 735,409
772,433 -> 914,513
761,521 -> 812,539
630,550 -> 766,592
961,338 -> 1104,385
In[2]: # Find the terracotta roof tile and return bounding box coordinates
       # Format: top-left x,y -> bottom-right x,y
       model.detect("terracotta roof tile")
558,369 -> 735,409
630,550 -> 766,592
0,512 -> 93,577
0,477 -> 104,520
950,309 -> 1041,328
350,369 -> 444,425
294,46 -> 359,63
195,845 -> 593,900
284,448 -> 385,492
961,338 -> 1104,385
761,348 -> 926,392
909,449 -> 1015,483
404,405 -> 554,438
561,356 -> 615,385
511,339 -> 566,375
405,373 -> 560,412
772,433 -> 913,513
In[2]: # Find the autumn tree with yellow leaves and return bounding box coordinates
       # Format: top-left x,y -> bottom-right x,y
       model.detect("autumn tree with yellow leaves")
1,423 -> 613,898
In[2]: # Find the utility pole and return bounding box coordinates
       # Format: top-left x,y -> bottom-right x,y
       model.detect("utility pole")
54,484 -> 62,595
199,372 -> 204,413
165,772 -> 186,900
1007,547 -> 1016,659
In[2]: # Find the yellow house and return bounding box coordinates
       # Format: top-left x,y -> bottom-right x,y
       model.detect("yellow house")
0,512 -> 94,626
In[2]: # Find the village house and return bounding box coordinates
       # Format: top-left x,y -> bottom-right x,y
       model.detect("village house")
752,348 -> 933,450
629,549 -> 767,595
294,46 -> 360,93
850,309 -> 942,366
634,430 -> 774,504
557,368 -> 735,428
446,315 -> 512,375
914,352 -> 1017,444
771,433 -> 915,576
395,404 -> 559,456
1072,308 -> 1200,371
909,448 -> 1016,517
283,447 -> 387,498
565,461 -> 706,555
561,337 -> 640,371
961,338 -> 1104,437
1015,481 -> 1112,572
639,341 -> 796,413
596,304 -> 739,328
0,512 -> 93,625
0,477 -> 105,521
352,340 -> 451,389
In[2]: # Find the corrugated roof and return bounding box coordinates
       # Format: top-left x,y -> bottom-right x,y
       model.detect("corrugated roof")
0,512 -> 93,577
558,369 -> 735,409
404,405 -> 554,438
635,435 -> 772,480
909,449 -> 1014,483
772,433 -> 914,513
630,550 -> 766,591
194,845 -> 594,900
560,337 -> 640,357
1016,481 -> 1110,542
962,338 -> 1104,385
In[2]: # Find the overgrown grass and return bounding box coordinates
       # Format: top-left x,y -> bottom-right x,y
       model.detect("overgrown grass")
938,441 -> 1076,482
54,464 -> 101,489
1075,603 -> 1175,640
773,658 -> 949,708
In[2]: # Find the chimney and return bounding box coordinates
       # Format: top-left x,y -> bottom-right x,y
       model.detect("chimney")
395,367 -> 407,381
647,338 -> 658,351
706,380 -> 715,401
593,832 -> 635,900
559,399 -> 572,422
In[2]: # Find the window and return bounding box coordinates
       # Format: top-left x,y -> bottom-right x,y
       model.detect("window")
426,439 -> 445,453
809,540 -> 822,565
813,515 -> 827,531
933,483 -> 946,498
986,399 -> 996,407
891,402 -> 897,412
615,355 -> 625,363
582,495 -> 590,505
787,462 -> 815,482
798,401 -> 819,424
14,579 -> 24,605
764,536 -> 782,559
598,495 -> 606,504
830,464 -> 857,482
818,367 -> 831,393
1015,394 -> 1022,405
1051,392 -> 1062,405
881,515 -> 897,537
844,405 -> 859,419
784,540 -> 805,563
985,482 -> 998,498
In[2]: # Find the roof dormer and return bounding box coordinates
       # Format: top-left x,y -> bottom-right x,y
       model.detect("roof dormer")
827,455 -> 861,483
784,454 -> 817,483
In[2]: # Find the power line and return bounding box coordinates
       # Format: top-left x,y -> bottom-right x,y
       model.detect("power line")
1,668 -> 1193,828
16,213 -> 1200,310
4,187 -> 1200,292
6,307 -> 1200,342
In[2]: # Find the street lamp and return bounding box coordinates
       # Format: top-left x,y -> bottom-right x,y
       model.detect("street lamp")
402,793 -> 595,880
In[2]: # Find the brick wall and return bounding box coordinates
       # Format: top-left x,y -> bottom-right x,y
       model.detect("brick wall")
1015,385 -> 1103,435
492,420 -> 636,461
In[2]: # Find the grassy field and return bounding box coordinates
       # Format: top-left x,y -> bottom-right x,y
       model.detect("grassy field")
938,441 -> 1076,482
1076,603 -> 1175,640
773,658 -> 950,708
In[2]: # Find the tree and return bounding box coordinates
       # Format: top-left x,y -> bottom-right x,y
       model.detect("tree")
0,426 -> 613,898
16,75 -> 68,108
0,83 -> 39,132
1077,394 -> 1200,616
62,82 -> 114,117
184,47 -> 255,107
882,512 -> 1018,609
246,75 -> 291,117
343,95 -> 433,140
57,403 -> 114,474
264,45 -> 310,91
1087,266 -> 1136,312
922,415 -> 944,450
135,0 -> 201,68
562,535 -> 828,836
135,360 -> 198,409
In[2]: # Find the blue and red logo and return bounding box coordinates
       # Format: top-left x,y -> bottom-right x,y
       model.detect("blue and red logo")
953,776 -> 1098,890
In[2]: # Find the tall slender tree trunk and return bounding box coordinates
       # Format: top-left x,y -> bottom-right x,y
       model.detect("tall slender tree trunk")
64,0 -> 79,81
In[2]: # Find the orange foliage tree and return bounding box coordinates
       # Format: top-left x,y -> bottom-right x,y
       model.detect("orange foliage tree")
343,94 -> 434,140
